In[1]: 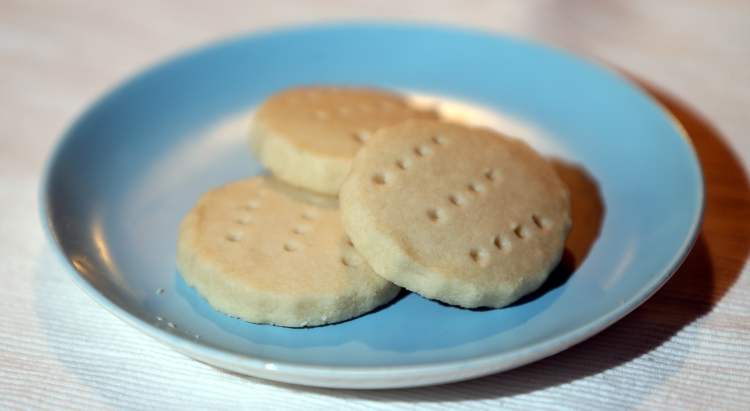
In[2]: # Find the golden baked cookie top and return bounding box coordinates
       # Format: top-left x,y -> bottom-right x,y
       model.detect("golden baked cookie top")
340,119 -> 571,308
177,177 -> 399,326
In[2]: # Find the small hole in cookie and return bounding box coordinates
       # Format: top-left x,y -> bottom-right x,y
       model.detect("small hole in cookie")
235,216 -> 252,225
345,237 -> 354,247
468,182 -> 485,194
353,130 -> 370,144
340,255 -> 360,267
431,135 -> 447,145
225,232 -> 243,242
396,158 -> 412,170
414,145 -> 433,157
292,225 -> 311,235
426,208 -> 443,223
532,214 -> 548,229
449,194 -> 466,207
301,210 -> 318,221
513,225 -> 529,239
493,235 -> 511,251
469,248 -> 489,266
484,169 -> 502,182
372,173 -> 388,185
283,241 -> 300,252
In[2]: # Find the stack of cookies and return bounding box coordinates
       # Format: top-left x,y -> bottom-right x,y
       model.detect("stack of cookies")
177,87 -> 571,327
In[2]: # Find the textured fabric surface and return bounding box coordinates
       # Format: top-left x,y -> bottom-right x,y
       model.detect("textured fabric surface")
2,1 -> 748,409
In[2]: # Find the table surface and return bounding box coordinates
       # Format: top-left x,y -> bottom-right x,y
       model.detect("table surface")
2,1 -> 749,409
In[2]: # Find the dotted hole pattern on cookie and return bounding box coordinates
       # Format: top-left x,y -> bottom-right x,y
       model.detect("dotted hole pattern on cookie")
290,89 -> 419,123
283,241 -> 300,252
512,224 -> 525,239
414,145 -> 433,157
484,168 -> 502,182
340,254 -> 361,267
467,182 -> 486,194
431,135 -> 448,145
353,130 -> 370,144
225,232 -> 243,242
246,199 -> 261,210
469,248 -> 490,267
493,235 -> 510,251
449,193 -> 466,207
467,214 -> 553,262
235,215 -> 252,225
532,214 -> 549,230
426,208 -> 444,223
391,137 -> 557,266
392,135 -> 450,174
340,237 -> 362,268
396,158 -> 412,170
372,172 -> 389,186
292,224 -> 311,235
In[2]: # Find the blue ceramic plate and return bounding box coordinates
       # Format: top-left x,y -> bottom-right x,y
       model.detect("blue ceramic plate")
42,23 -> 703,389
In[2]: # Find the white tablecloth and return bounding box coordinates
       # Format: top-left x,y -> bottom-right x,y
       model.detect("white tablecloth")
2,1 -> 749,409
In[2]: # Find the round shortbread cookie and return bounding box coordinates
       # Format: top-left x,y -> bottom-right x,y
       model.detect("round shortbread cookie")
249,86 -> 437,194
177,177 -> 400,327
340,120 -> 571,308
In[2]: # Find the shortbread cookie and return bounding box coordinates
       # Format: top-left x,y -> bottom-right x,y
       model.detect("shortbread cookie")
177,177 -> 400,327
249,86 -> 437,195
340,120 -> 571,308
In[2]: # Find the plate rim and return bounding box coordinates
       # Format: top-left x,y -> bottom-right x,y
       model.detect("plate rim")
40,21 -> 705,389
